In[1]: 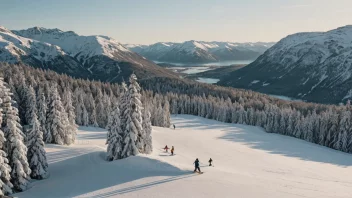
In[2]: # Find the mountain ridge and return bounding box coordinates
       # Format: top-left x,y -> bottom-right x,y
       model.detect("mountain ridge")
218,25 -> 352,104
126,40 -> 275,64
0,26 -> 177,82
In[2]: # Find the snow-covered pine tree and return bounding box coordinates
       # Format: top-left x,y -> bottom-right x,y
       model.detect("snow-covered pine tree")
163,99 -> 171,128
103,94 -> 112,129
0,80 -> 31,191
37,90 -> 48,144
106,106 -> 123,161
155,103 -> 163,126
171,100 -> 178,114
119,81 -> 129,133
121,74 -> 144,157
62,89 -> 77,145
87,94 -> 98,127
0,80 -> 13,195
95,90 -> 105,128
26,109 -> 48,180
24,86 -> 36,126
82,106 -> 89,127
143,108 -> 153,154
0,129 -> 12,195
46,85 -> 68,145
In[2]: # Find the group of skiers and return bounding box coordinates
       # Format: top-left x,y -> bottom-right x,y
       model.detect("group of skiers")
163,124 -> 213,174
163,145 -> 213,174
163,145 -> 175,155
193,158 -> 213,173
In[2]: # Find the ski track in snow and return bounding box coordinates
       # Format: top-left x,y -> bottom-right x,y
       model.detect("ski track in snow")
15,115 -> 352,198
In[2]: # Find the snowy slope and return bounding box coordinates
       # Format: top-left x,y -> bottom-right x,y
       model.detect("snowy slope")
218,25 -> 352,104
16,115 -> 352,198
126,41 -> 275,64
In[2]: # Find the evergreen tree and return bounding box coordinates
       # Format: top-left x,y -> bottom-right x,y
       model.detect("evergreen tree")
119,82 -> 129,132
106,106 -> 123,161
24,86 -> 36,126
46,85 -> 69,145
82,106 -> 89,127
143,109 -> 153,154
95,90 -> 106,128
37,91 -> 48,144
1,81 -> 31,191
63,89 -> 77,145
0,79 -> 13,195
26,112 -> 48,179
121,74 -> 143,158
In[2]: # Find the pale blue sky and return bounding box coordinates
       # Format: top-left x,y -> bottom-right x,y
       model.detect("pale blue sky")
0,0 -> 351,44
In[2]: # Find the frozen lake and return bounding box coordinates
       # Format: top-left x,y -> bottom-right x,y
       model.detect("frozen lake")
155,60 -> 253,67
167,66 -> 213,74
269,94 -> 303,102
196,77 -> 220,84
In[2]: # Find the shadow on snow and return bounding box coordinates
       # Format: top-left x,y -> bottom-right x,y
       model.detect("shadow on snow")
16,149 -> 192,198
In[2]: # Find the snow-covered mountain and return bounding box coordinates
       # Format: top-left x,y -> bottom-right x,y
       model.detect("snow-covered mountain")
0,26 -> 176,82
126,41 -> 275,64
218,25 -> 352,104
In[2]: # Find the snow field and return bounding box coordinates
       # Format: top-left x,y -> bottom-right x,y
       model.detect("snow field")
16,115 -> 352,198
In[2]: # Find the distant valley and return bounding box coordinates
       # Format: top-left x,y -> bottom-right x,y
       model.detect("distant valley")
125,41 -> 274,65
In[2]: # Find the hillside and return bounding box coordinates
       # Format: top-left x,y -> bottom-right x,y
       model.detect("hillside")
218,25 -> 352,104
0,26 -> 177,82
126,41 -> 274,64
16,115 -> 352,198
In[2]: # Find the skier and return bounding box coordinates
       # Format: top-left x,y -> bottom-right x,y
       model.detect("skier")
209,158 -> 213,166
164,145 -> 169,153
193,158 -> 201,173
171,146 -> 174,155
173,124 -> 176,130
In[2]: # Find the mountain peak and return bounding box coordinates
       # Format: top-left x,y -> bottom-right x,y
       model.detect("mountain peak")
14,27 -> 79,37
0,26 -> 12,34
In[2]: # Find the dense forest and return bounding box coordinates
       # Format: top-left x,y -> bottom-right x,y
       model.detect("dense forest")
0,63 -> 171,195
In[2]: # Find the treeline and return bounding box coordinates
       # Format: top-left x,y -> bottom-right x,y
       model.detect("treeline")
143,77 -> 352,153
0,63 -> 171,129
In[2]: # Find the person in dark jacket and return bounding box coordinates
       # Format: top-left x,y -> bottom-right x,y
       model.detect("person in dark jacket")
193,158 -> 201,173
209,158 -> 213,166
173,124 -> 176,130
171,146 -> 175,155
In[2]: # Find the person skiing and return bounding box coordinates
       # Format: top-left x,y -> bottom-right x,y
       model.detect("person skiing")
164,145 -> 169,153
193,158 -> 201,173
173,124 -> 176,130
171,146 -> 174,155
209,158 -> 213,166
